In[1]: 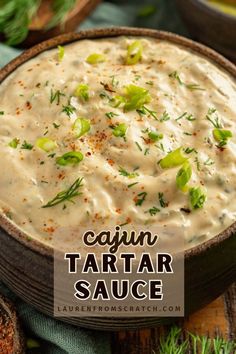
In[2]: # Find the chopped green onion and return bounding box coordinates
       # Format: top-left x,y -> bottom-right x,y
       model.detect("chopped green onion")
9,138 -> 19,149
176,162 -> 192,192
36,137 -> 57,152
72,117 -> 91,138
74,84 -> 89,101
112,123 -> 127,138
86,53 -> 106,64
189,187 -> 206,209
110,95 -> 126,108
123,84 -> 151,112
159,147 -> 188,169
126,40 -> 143,65
148,131 -> 163,142
56,151 -> 84,166
58,45 -> 64,62
213,129 -> 232,146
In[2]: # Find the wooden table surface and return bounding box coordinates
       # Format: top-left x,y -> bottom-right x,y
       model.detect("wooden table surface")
111,283 -> 236,353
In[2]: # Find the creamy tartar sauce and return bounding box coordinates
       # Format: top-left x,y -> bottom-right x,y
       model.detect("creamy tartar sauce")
0,36 -> 236,251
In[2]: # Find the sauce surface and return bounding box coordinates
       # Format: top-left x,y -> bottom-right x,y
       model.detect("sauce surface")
0,36 -> 236,251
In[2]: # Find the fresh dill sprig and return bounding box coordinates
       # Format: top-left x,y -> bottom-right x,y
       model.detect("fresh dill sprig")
42,177 -> 83,208
0,0 -> 76,45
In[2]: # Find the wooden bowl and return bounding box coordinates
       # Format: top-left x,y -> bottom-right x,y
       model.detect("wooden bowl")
175,0 -> 236,61
0,294 -> 25,354
0,27 -> 236,331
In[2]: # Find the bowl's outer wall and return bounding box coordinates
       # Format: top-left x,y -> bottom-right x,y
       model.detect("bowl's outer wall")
176,0 -> 236,60
0,27 -> 236,330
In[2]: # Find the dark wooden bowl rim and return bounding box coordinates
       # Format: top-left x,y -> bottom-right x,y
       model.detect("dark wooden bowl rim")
0,27 -> 236,261
192,0 -> 236,21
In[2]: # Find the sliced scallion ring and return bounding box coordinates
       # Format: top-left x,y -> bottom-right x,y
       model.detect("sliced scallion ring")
72,117 -> 91,138
36,137 -> 57,152
56,151 -> 84,166
159,147 -> 188,169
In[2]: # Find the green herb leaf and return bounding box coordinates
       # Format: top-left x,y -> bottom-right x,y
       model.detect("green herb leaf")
126,40 -> 143,65
62,103 -> 76,117
56,151 -> 84,166
206,108 -> 222,128
158,192 -> 168,208
159,147 -> 188,169
169,71 -> 205,91
86,53 -> 106,64
105,112 -> 119,119
50,89 -> 65,105
0,111 -> 4,115
176,162 -> 192,191
21,140 -> 33,150
145,206 -> 160,216
72,117 -> 91,138
160,111 -> 170,122
135,192 -> 147,206
189,187 -> 206,209
119,167 -> 139,179
42,177 -> 83,208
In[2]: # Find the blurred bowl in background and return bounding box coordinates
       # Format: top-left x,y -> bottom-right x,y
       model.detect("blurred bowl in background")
175,0 -> 236,61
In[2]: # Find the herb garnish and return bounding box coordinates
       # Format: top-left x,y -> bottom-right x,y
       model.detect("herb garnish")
145,206 -> 160,216
105,112 -> 119,119
119,167 -> 139,178
169,71 -> 205,91
135,192 -> 147,206
42,177 -> 83,208
50,89 -> 65,105
206,108 -> 222,128
159,111 -> 170,122
0,111 -> 4,115
62,103 -> 76,117
21,140 -> 33,150
204,157 -> 215,166
176,162 -> 192,192
137,105 -> 158,120
128,182 -> 139,188
135,141 -> 143,151
53,122 -> 60,129
158,192 -> 168,208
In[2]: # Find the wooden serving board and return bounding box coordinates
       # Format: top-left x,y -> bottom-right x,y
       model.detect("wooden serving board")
21,0 -> 101,47
111,283 -> 236,353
